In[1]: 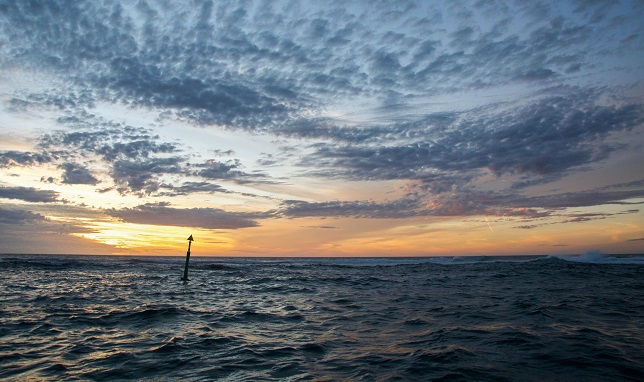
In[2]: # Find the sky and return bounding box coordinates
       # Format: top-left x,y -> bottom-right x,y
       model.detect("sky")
0,0 -> 643,257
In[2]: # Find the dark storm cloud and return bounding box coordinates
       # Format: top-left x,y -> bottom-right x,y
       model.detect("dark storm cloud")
0,186 -> 59,203
107,203 -> 264,229
0,207 -> 46,224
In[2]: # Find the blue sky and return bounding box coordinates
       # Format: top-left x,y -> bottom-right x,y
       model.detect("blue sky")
0,0 -> 642,256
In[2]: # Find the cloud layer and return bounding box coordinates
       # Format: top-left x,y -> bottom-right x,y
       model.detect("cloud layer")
0,0 -> 642,250
107,203 -> 265,229
0,187 -> 59,203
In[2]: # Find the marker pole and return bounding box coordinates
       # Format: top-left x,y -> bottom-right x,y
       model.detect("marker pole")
182,235 -> 194,281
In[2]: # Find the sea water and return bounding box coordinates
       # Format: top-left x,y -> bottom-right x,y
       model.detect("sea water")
0,254 -> 642,381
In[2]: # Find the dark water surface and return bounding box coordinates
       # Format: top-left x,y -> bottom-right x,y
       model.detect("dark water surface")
1,254 -> 643,381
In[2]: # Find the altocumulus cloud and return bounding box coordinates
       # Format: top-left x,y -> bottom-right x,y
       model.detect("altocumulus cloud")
3,1 -> 640,131
0,0 -> 642,223
31,111 -> 274,195
300,90 -> 643,191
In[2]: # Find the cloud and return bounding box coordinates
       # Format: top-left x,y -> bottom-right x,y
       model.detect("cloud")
111,157 -> 184,195
279,186 -> 644,220
1,1 -> 295,129
2,0 -> 640,134
106,203 -> 266,229
0,0 -> 642,231
59,163 -> 99,185
158,181 -> 229,196
33,111 -> 275,194
35,114 -> 192,194
194,158 -> 273,184
302,225 -> 339,230
0,186 -> 59,203
281,198 -> 432,219
0,151 -> 54,168
507,189 -> 644,209
299,90 -> 642,192
39,117 -> 180,162
0,207 -> 46,224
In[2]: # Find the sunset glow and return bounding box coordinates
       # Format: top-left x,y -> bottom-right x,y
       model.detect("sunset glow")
1,1 -> 643,256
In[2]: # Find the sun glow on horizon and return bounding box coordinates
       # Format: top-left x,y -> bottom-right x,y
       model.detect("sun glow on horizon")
71,221 -> 234,255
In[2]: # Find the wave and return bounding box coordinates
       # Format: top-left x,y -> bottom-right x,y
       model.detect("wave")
2,250 -> 642,381
295,256 -> 547,266
307,254 -> 644,266
2,253 -> 642,272
0,256 -> 114,270
549,251 -> 644,265
209,256 -> 545,267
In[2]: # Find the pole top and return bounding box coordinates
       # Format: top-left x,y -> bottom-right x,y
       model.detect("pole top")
187,235 -> 194,241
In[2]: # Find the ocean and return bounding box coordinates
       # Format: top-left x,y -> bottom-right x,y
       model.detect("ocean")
1,254 -> 642,381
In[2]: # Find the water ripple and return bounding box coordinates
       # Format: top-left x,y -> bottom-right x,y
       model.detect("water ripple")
0,255 -> 642,381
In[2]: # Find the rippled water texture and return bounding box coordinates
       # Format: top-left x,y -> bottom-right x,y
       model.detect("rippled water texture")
1,255 -> 643,381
